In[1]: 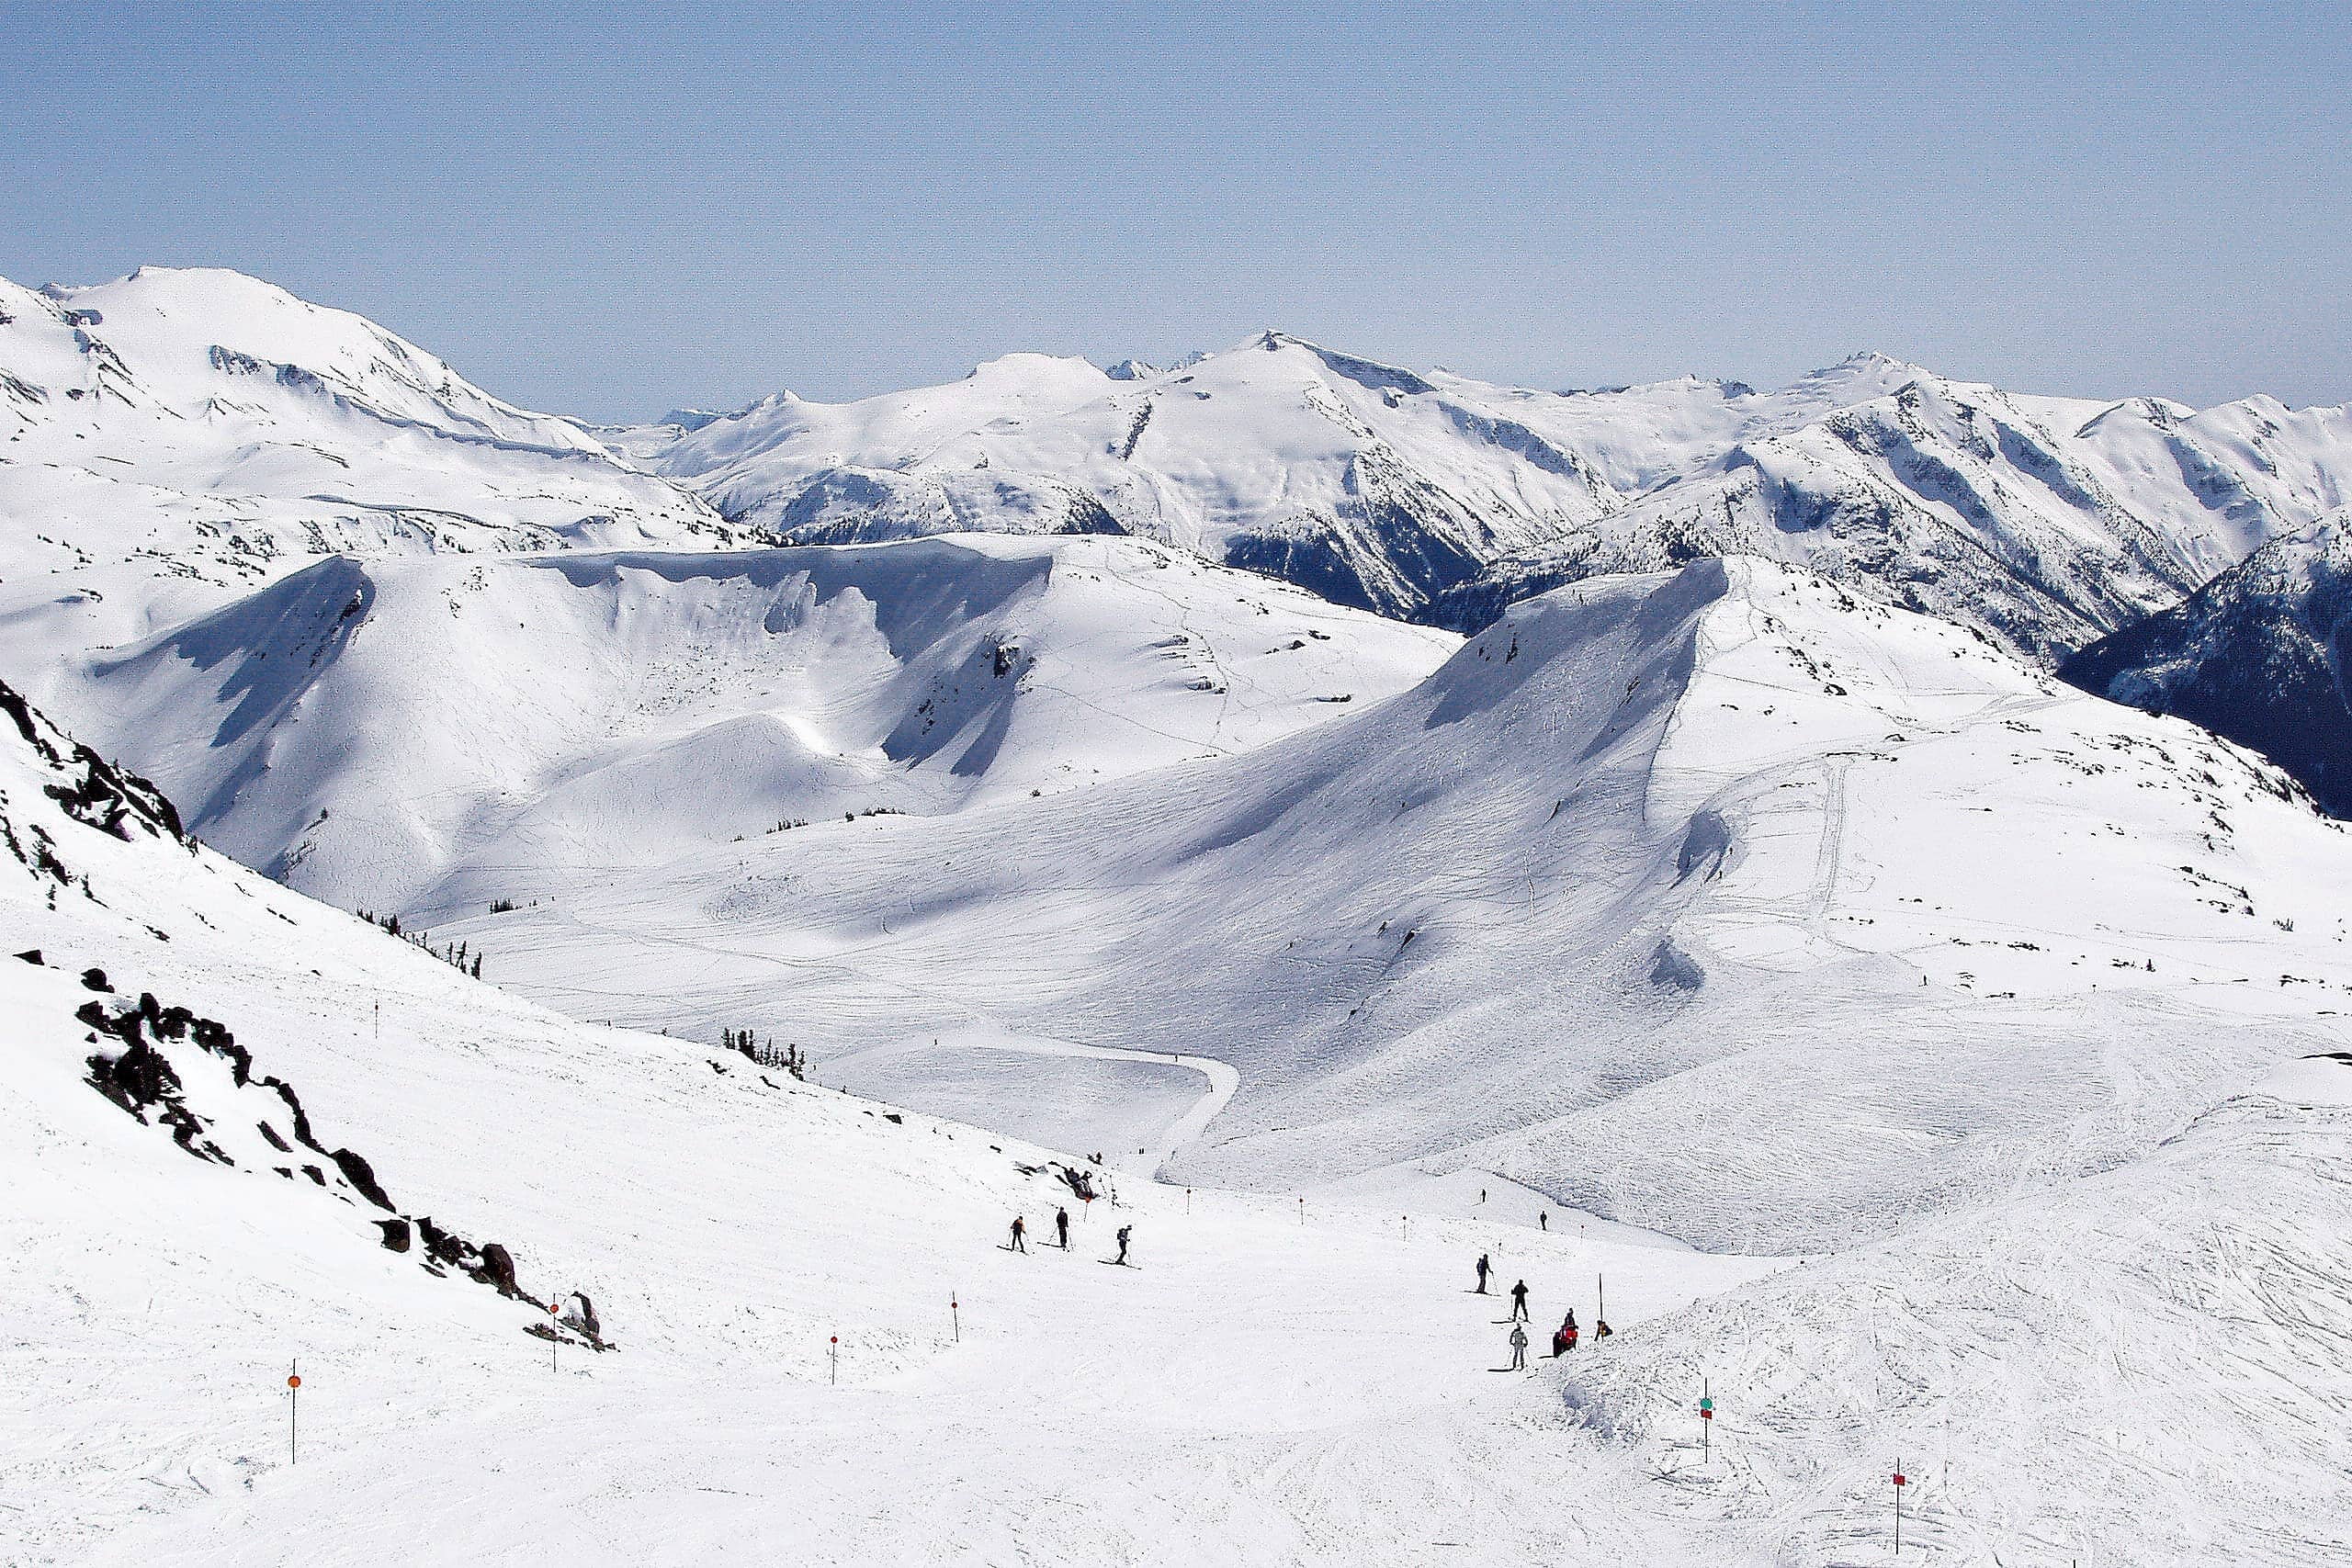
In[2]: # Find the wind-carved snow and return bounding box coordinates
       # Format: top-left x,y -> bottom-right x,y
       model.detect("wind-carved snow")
54,534 -> 1457,912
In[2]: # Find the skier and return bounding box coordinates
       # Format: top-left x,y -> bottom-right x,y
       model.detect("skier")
1550,1320 -> 1570,1358
1009,1215 -> 1027,1254
1475,1253 -> 1491,1293
1510,1280 -> 1530,1321
1539,1211 -> 1549,1232
1114,1224 -> 1132,1266
1056,1207 -> 1070,1249
1509,1321 -> 1530,1371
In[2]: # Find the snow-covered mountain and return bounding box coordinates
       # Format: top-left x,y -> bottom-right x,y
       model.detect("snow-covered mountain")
425,556 -> 2352,1254
655,337 -> 2352,660
0,267 -> 740,670
9,657 -> 2347,1568
2063,512 -> 2352,814
50,535 -> 1454,913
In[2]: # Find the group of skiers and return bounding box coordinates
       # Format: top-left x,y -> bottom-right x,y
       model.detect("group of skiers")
1481,1250 -> 1610,1371
1007,1208 -> 1131,1265
1003,1203 -> 1610,1366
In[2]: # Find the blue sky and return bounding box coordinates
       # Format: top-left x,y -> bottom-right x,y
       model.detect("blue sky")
6,2 -> 2347,419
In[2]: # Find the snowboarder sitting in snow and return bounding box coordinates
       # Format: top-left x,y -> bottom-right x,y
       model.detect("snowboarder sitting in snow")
1114,1224 -> 1132,1265
1475,1252 -> 1491,1293
1555,1312 -> 1578,1355
1009,1215 -> 1027,1253
1593,1318 -> 1612,1342
1056,1206 -> 1070,1248
1510,1280 -> 1530,1320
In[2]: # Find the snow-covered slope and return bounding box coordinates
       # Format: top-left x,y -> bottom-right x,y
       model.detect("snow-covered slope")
8,665 -> 2346,1567
2063,512 -> 2352,815
658,338 -> 2352,660
53,534 -> 1456,913
0,267 -> 738,671
448,557 -> 2352,1253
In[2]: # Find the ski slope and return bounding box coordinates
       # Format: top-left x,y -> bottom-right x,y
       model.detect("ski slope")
6,660 -> 2347,1566
445,558 -> 2352,1256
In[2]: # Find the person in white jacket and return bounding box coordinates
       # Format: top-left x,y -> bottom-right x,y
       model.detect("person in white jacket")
1508,1322 -> 1530,1371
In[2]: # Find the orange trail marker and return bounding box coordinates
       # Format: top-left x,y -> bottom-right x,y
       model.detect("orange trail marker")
286,1362 -> 301,1464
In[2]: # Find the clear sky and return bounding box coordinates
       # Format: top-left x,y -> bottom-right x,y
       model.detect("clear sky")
6,2 -> 2347,420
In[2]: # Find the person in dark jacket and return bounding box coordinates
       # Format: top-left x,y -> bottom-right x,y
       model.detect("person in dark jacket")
1114,1224 -> 1132,1265
1475,1253 -> 1491,1293
1510,1280 -> 1530,1320
1009,1215 -> 1027,1253
1056,1207 -> 1070,1248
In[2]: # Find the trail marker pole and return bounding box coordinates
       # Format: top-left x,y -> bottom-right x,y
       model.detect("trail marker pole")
952,1296 -> 960,1343
1893,1462 -> 1907,1552
829,1335 -> 839,1385
1401,1214 -> 1409,1242
286,1363 -> 300,1465
1699,1382 -> 1713,1463
1185,1187 -> 1192,1214
1597,1272 -> 1606,1324
549,1300 -> 560,1373
1297,1196 -> 1304,1225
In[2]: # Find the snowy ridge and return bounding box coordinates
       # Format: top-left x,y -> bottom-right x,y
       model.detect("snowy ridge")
659,338 -> 2352,659
0,267 -> 741,683
52,534 -> 1456,912
2063,511 -> 2352,813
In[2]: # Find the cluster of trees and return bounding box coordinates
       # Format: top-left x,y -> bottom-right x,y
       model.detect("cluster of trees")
723,1027 -> 807,1079
356,910 -> 485,979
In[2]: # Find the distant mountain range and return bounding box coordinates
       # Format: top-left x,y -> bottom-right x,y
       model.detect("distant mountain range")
12,265 -> 2352,814
652,332 -> 2352,662
2064,513 -> 2352,813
